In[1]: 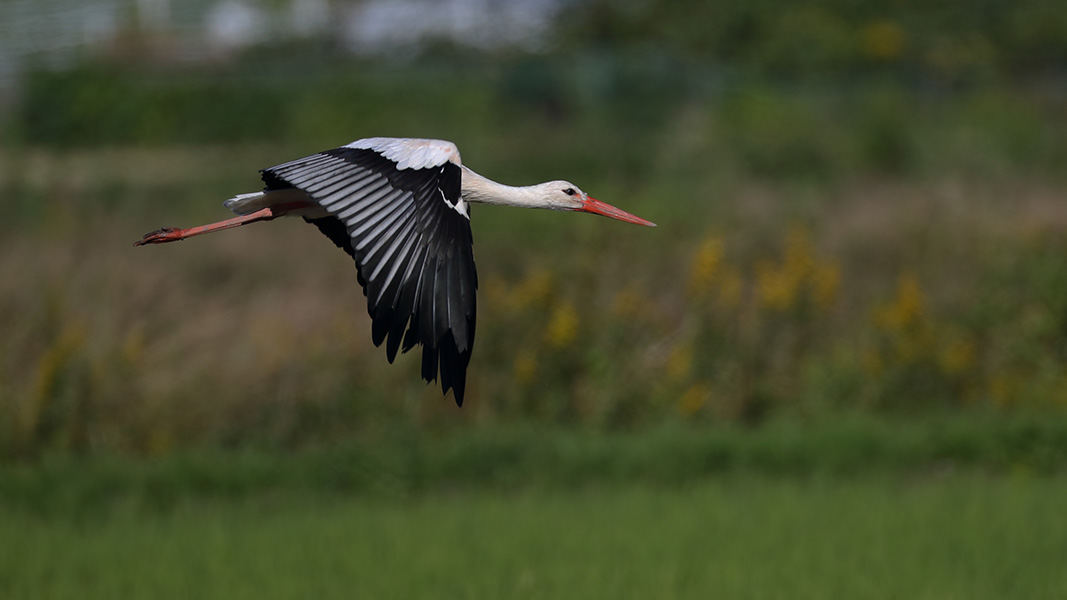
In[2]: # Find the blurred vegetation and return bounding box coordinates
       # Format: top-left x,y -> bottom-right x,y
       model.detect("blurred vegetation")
7,474 -> 1067,599
560,0 -> 1067,79
2,0 -> 1067,465
3,416 -> 1067,515
10,54 -> 1067,180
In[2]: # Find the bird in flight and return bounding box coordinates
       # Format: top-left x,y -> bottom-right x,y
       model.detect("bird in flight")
136,137 -> 655,405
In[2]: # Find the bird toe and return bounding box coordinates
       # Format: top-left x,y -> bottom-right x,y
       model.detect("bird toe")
134,226 -> 182,246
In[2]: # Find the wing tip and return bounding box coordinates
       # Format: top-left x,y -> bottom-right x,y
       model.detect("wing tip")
414,329 -> 471,407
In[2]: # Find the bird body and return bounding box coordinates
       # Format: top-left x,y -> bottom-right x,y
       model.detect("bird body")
137,137 -> 654,405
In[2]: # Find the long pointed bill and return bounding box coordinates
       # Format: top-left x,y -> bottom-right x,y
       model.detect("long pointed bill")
579,197 -> 656,227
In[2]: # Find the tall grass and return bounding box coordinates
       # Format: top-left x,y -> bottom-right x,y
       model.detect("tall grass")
2,416 -> 1066,516
2,142 -> 1067,457
3,474 -> 1066,599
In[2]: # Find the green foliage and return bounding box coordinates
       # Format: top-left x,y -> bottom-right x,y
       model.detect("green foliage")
11,57 -> 1065,181
18,65 -> 287,145
3,141 -> 1067,456
12,60 -> 498,147
2,416 -> 1066,512
3,473 -> 1067,599
558,0 -> 1067,79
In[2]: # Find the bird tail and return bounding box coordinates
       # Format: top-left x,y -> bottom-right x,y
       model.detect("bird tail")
223,191 -> 271,215
223,188 -> 311,215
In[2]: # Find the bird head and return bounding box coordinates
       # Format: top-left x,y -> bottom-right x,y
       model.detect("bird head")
542,181 -> 656,227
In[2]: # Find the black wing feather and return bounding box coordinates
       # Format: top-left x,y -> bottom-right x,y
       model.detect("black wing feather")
265,146 -> 477,405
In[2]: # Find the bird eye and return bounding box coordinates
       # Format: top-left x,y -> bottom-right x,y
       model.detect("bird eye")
563,188 -> 576,196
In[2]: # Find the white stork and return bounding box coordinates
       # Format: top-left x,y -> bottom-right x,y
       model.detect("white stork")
135,137 -> 655,405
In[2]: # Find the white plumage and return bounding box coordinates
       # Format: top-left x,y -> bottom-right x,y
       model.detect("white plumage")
346,137 -> 462,171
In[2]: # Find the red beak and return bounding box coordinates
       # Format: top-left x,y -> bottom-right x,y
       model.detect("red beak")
580,197 -> 656,227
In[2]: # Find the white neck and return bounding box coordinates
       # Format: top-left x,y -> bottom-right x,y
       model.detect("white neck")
460,166 -> 561,210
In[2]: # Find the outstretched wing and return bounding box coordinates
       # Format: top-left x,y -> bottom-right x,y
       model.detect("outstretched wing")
261,138 -> 477,405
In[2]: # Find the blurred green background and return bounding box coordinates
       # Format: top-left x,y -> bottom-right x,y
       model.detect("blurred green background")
2,0 -> 1067,597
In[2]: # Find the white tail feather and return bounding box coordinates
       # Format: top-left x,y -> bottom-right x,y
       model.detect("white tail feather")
223,188 -> 314,215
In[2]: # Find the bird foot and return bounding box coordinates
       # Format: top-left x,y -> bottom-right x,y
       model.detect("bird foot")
134,226 -> 185,246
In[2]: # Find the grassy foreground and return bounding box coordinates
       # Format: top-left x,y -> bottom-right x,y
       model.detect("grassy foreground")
3,474 -> 1065,599
3,416 -> 1066,513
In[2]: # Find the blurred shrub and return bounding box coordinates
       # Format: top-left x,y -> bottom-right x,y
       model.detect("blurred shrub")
12,59 -> 497,147
559,0 -> 1067,79
5,416 -> 1067,512
18,65 -> 286,145
718,87 -> 839,179
10,54 -> 1064,183
3,152 -> 1067,458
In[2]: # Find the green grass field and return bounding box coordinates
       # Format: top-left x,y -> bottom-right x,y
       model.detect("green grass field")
3,474 -> 1065,599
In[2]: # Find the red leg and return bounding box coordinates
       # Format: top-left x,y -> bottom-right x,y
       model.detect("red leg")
134,202 -> 312,246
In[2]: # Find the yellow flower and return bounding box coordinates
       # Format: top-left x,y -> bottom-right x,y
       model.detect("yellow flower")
483,277 -> 511,312
512,267 -> 555,312
33,321 -> 87,407
811,261 -> 840,311
120,328 -> 145,366
756,260 -> 796,311
678,381 -> 711,417
875,273 -> 925,332
717,266 -> 744,309
666,343 -> 693,381
513,350 -> 538,384
1053,376 -> 1067,407
145,428 -> 173,456
783,227 -> 816,280
864,20 -> 904,61
27,320 -> 88,438
612,286 -> 654,320
688,236 -> 724,296
938,337 -> 976,375
545,301 -> 579,348
756,228 -> 822,312
989,371 -> 1020,408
